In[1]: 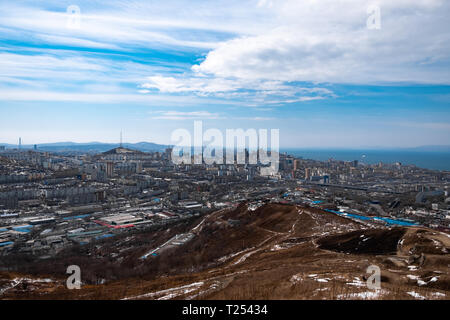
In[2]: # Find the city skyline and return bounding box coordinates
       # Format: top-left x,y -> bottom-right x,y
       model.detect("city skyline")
2,138 -> 450,150
1,0 -> 450,304
1,0 -> 450,147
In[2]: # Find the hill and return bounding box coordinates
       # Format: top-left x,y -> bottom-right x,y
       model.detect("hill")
0,203 -> 448,300
0,142 -> 169,153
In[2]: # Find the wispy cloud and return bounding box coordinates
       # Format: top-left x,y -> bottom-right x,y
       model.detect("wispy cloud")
150,110 -> 222,120
0,3 -> 227,50
234,116 -> 276,121
0,90 -> 235,106
140,75 -> 335,104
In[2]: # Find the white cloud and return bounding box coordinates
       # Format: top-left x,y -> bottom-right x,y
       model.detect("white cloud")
235,116 -> 275,121
0,1 -> 266,51
150,110 -> 222,120
0,89 -> 232,106
148,111 -> 277,121
138,0 -> 450,103
192,0 -> 450,84
0,52 -> 199,104
2,0 -> 449,107
141,75 -> 239,94
140,75 -> 335,103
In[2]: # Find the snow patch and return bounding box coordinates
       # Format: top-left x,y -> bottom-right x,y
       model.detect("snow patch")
290,274 -> 303,284
338,290 -> 385,300
123,281 -> 204,300
407,291 -> 425,300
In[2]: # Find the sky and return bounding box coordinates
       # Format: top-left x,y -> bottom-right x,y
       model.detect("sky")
0,0 -> 449,148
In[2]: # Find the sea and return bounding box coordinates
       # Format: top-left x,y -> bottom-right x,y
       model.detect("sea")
281,149 -> 450,171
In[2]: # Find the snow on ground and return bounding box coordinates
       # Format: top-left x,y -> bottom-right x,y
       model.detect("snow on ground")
407,291 -> 426,300
316,278 -> 330,283
440,232 -> 450,239
429,276 -> 439,283
338,290 -> 385,300
418,276 -> 439,286
0,278 -> 54,296
270,244 -> 283,251
233,250 -> 258,265
0,278 -> 22,295
192,218 -> 206,233
306,274 -> 331,283
290,274 -> 303,284
431,292 -> 446,298
346,277 -> 366,287
217,248 -> 253,263
431,239 -> 441,248
157,285 -> 200,300
122,281 -> 204,300
185,281 -> 221,300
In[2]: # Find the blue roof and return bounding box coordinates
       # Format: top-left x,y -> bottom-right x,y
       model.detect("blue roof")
95,234 -> 114,240
63,214 -> 91,220
12,226 -> 32,233
12,224 -> 32,229
325,209 -> 419,226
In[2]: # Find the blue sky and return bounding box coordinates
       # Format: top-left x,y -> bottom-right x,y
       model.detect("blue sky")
0,0 -> 449,148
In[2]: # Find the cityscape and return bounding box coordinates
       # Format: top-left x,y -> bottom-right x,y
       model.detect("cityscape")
0,141 -> 449,300
0,0 -> 449,309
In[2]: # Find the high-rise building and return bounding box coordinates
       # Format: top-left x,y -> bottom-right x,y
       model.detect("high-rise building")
135,161 -> 143,173
106,161 -> 114,177
294,159 -> 300,171
165,148 -> 173,162
305,168 -> 311,180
